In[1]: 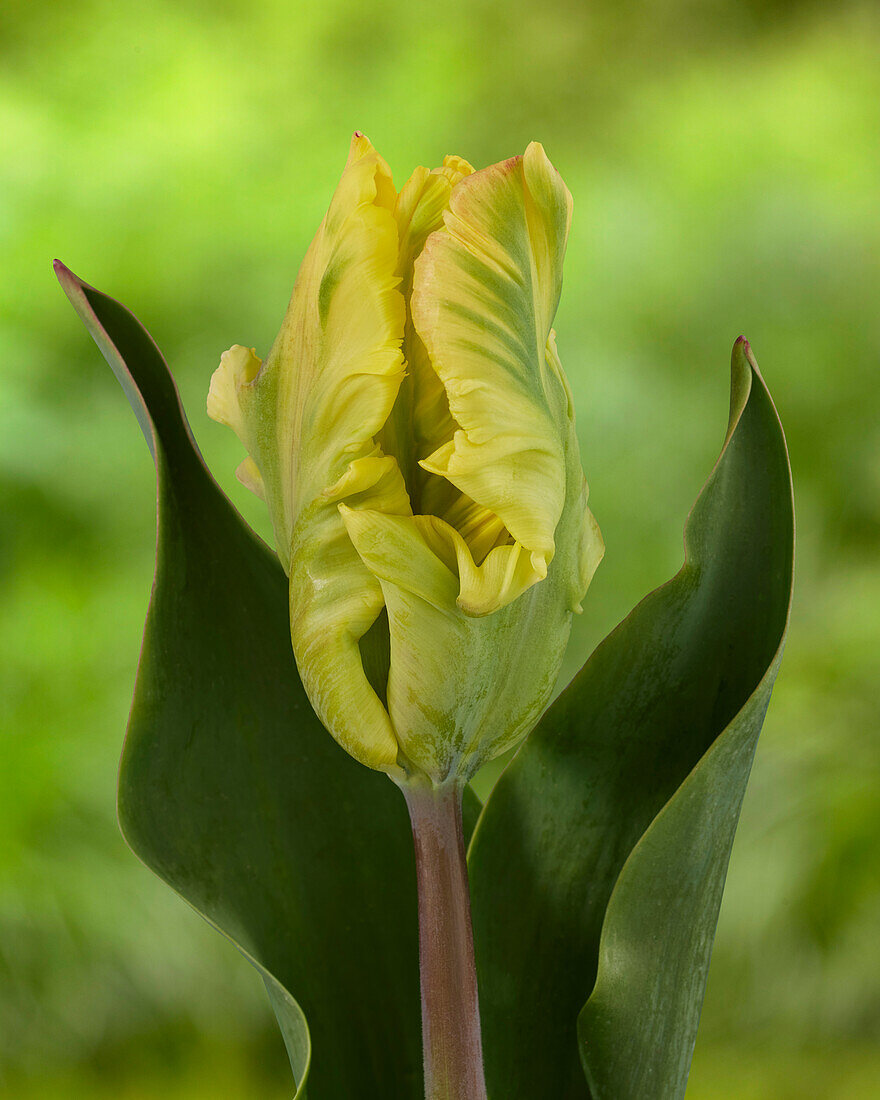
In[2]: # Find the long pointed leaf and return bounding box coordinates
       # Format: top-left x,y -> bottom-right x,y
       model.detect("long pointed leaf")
55,263 -> 425,1099
468,338 -> 794,1098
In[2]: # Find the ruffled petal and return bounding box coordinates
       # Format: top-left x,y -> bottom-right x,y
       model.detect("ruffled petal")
207,137 -> 604,781
381,154 -> 474,506
291,453 -> 412,773
411,141 -> 573,579
207,344 -> 262,439
341,506 -> 573,780
419,516 -> 545,615
339,507 -> 459,611
207,132 -> 406,572
207,133 -> 411,774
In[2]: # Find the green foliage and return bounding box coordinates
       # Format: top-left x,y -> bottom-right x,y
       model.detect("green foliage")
3,2 -> 880,1096
55,265 -> 424,1099
469,344 -> 792,1097
56,267 -> 792,1098
577,357 -> 791,1099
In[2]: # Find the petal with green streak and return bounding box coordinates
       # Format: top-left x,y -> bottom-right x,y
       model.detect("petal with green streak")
207,132 -> 411,774
207,345 -> 267,497
411,141 -> 574,574
543,332 -> 605,611
291,452 -> 412,775
341,507 -> 573,781
387,153 -> 544,600
207,131 -> 405,568
382,155 -> 474,506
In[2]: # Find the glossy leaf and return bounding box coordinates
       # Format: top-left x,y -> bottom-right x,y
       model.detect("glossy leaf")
55,263 -> 434,1099
468,338 -> 793,1098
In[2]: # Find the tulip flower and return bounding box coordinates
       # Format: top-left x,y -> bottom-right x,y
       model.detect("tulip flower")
208,133 -> 603,788
59,129 -> 793,1100
208,133 -> 603,1099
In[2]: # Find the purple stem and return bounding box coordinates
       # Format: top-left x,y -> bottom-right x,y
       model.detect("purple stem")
403,781 -> 488,1100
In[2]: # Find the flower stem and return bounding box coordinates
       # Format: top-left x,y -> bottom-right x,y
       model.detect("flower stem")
402,780 -> 488,1100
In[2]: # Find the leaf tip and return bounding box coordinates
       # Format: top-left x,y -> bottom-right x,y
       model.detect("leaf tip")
732,333 -> 758,371
53,258 -> 76,285
54,261 -> 89,303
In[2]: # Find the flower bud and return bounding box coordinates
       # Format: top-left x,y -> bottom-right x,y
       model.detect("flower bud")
208,133 -> 603,784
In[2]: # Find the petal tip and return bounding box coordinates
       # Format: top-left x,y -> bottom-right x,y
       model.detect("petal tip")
347,130 -> 376,166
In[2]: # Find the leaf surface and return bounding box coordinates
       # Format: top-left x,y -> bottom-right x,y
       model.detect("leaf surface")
468,338 -> 794,1099
55,263 -> 429,1100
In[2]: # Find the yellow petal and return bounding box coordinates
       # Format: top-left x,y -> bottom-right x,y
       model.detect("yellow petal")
347,130 -> 397,210
574,502 -> 605,613
381,155 -> 474,505
207,345 -> 262,440
235,456 -> 265,500
291,454 -> 412,773
449,531 -> 545,615
341,506 -> 572,780
339,507 -> 459,611
208,132 -> 405,572
412,141 -> 573,577
438,493 -> 508,565
207,137 -> 605,783
207,133 -> 412,774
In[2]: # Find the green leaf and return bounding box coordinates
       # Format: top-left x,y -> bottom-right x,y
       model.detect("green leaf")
468,338 -> 794,1099
54,262 -> 430,1099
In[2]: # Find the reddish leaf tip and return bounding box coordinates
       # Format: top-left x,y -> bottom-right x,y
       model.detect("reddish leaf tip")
53,259 -> 78,286
733,334 -> 759,371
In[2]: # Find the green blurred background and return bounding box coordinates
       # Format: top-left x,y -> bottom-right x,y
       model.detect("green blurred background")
2,0 -> 879,1095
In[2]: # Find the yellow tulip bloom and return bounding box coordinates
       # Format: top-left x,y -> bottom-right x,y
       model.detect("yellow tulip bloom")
208,133 -> 603,783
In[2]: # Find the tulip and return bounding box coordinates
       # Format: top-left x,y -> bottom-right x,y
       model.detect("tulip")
208,132 -> 603,1099
208,132 -> 603,786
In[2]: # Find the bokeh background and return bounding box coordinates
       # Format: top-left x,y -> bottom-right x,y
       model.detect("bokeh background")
2,0 -> 879,1096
